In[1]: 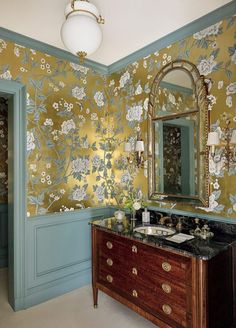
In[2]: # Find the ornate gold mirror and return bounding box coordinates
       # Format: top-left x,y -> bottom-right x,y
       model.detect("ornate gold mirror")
148,60 -> 209,206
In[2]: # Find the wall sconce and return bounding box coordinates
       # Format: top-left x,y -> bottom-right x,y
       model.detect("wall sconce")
124,128 -> 144,168
207,120 -> 236,170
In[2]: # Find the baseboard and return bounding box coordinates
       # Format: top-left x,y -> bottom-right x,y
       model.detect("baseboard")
14,268 -> 91,311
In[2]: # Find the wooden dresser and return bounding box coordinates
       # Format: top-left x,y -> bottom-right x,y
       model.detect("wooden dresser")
92,225 -> 235,328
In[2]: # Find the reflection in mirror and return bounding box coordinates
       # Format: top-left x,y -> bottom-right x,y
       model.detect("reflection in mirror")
148,60 -> 209,206
154,113 -> 199,196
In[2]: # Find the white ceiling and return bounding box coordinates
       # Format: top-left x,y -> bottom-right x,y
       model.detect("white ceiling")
0,0 -> 232,65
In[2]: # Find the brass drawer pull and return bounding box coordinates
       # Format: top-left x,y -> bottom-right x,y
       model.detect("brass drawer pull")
106,275 -> 113,283
106,258 -> 113,266
132,290 -> 138,298
132,267 -> 138,275
162,304 -> 172,315
162,262 -> 171,272
162,283 -> 171,294
106,241 -> 113,249
132,245 -> 138,253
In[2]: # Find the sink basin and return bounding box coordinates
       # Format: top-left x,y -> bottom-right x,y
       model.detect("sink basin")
133,225 -> 176,237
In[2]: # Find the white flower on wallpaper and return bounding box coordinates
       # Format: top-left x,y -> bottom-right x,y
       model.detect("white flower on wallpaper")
92,155 -> 101,168
120,171 -> 131,184
119,71 -> 130,88
0,39 -> 7,53
70,62 -> 89,74
209,154 -> 225,176
72,186 -> 87,201
226,95 -> 233,108
72,86 -> 86,100
135,84 -> 143,95
197,191 -> 224,213
197,56 -> 217,76
71,158 -> 90,175
226,82 -> 236,95
218,81 -> 224,89
44,118 -> 54,126
126,105 -> 143,122
168,93 -> 176,105
231,50 -> 236,64
193,21 -> 222,39
143,98 -> 149,111
91,113 -> 98,121
27,131 -> 36,152
61,119 -> 75,134
94,185 -> 105,202
94,91 -> 104,107
0,70 -> 12,80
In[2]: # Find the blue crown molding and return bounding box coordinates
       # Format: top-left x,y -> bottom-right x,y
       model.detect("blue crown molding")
0,27 -> 108,75
0,1 -> 235,75
107,0 -> 236,74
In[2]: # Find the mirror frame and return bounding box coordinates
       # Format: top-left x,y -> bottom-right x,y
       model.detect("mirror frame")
148,60 -> 210,206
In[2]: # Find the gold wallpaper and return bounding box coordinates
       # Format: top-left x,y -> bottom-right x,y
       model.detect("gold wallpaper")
108,16 -> 236,218
0,14 -> 235,218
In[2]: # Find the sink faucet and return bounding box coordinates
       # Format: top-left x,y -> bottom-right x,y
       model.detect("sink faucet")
159,215 -> 174,227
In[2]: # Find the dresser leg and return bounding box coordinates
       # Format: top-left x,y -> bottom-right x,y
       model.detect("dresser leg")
93,286 -> 98,308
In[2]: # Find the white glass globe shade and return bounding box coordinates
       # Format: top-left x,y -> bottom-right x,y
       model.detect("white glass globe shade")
61,15 -> 102,56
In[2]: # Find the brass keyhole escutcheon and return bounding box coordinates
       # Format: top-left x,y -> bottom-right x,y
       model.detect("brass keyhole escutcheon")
106,241 -> 113,249
132,267 -> 138,275
162,262 -> 171,272
106,258 -> 113,266
132,290 -> 138,298
106,275 -> 113,283
132,245 -> 138,253
162,283 -> 171,294
162,304 -> 172,315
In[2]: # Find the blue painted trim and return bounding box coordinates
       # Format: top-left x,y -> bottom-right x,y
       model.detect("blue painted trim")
0,2 -> 235,75
0,79 -> 27,310
15,269 -> 91,311
147,205 -> 236,224
160,81 -> 193,95
107,1 -> 236,73
0,27 -> 108,75
29,205 -> 111,221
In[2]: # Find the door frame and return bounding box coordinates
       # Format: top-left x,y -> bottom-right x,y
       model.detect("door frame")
0,79 -> 26,310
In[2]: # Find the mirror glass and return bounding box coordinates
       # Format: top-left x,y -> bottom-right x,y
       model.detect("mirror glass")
148,60 -> 209,206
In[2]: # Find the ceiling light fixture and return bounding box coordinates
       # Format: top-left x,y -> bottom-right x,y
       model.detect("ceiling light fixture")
61,0 -> 104,62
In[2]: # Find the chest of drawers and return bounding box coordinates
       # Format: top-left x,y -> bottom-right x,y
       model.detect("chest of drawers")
92,226 -> 235,328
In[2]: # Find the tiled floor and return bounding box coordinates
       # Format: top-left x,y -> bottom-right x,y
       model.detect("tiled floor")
0,268 -> 156,328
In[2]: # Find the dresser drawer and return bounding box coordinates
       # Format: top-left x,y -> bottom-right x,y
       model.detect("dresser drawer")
137,243 -> 192,285
98,265 -> 188,327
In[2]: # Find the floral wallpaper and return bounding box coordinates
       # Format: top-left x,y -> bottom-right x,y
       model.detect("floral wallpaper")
0,14 -> 235,219
108,15 -> 236,219
0,97 -> 8,203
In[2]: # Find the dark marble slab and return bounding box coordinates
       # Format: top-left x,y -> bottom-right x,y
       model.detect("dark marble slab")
92,213 -> 236,260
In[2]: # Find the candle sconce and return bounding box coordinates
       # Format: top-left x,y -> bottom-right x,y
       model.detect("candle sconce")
207,120 -> 236,171
124,125 -> 144,168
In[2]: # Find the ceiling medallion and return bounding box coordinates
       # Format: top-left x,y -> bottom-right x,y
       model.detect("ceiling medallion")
61,0 -> 105,62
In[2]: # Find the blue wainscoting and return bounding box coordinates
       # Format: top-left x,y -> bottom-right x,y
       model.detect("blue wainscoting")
0,204 -> 8,268
21,206 -> 115,309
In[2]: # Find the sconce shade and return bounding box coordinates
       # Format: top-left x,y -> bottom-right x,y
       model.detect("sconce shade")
124,142 -> 132,152
61,1 -> 103,58
135,140 -> 144,152
207,132 -> 220,146
230,129 -> 236,144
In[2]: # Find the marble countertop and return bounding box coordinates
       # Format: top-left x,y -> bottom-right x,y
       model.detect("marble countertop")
91,217 -> 236,260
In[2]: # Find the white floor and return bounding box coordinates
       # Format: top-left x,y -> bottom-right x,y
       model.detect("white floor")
0,268 -> 156,328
